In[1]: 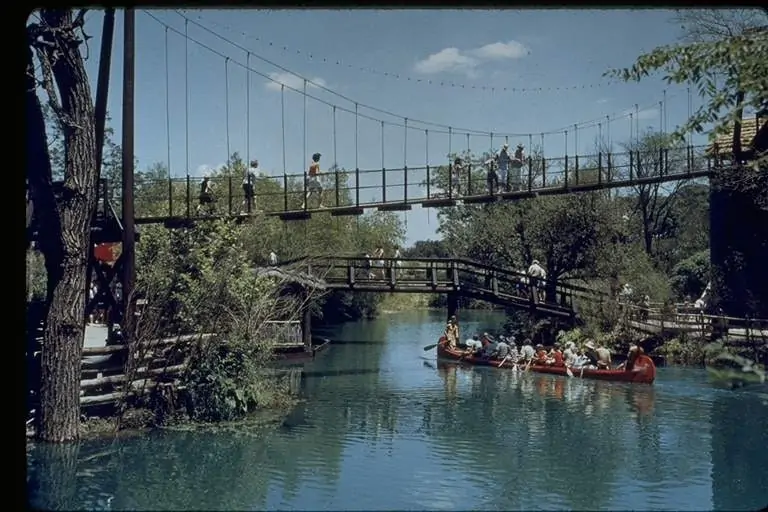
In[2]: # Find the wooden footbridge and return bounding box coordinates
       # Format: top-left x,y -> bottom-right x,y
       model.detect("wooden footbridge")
130,146 -> 714,224
274,255 -> 608,320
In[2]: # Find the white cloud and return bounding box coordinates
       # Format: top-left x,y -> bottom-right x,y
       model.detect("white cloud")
413,47 -> 478,77
414,40 -> 529,77
468,41 -> 528,60
265,72 -> 327,92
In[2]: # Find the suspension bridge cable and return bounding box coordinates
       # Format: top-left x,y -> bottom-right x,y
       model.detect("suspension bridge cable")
177,9 -> 622,95
184,18 -> 189,178
163,10 -> 671,138
246,52 -> 250,170
281,84 -> 286,175
225,57 -> 231,165
147,11 -> 685,144
164,27 -> 171,177
303,78 -> 307,171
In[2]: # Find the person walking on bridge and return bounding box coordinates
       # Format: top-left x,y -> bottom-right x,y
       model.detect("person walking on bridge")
301,153 -> 325,209
508,143 -> 525,191
242,160 -> 259,212
452,157 -> 464,196
484,157 -> 499,195
496,143 -> 513,192
197,176 -> 215,215
527,259 -> 547,303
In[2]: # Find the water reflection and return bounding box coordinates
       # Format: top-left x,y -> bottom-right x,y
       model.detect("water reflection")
27,311 -> 768,511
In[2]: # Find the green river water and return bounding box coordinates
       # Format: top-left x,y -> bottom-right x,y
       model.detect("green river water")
27,310 -> 768,511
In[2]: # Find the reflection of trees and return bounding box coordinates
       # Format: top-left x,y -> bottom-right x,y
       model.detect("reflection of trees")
710,392 -> 768,511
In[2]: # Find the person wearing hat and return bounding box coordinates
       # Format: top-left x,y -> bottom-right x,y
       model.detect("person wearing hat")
301,152 -> 325,209
533,343 -> 548,364
496,143 -> 513,192
465,334 -> 483,354
444,316 -> 459,348
563,341 -> 578,367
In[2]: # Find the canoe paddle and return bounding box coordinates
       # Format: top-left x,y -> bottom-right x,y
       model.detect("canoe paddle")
498,354 -> 510,368
423,343 -> 439,352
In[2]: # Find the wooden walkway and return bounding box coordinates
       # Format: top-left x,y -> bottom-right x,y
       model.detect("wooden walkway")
620,304 -> 768,343
274,256 -> 608,319
128,146 -> 715,224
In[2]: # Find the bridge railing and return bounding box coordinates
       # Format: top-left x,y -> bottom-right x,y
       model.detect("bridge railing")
129,145 -> 714,220
278,255 -> 607,313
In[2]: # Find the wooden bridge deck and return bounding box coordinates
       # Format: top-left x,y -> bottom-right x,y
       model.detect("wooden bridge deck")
274,256 -> 609,319
124,146 -> 715,224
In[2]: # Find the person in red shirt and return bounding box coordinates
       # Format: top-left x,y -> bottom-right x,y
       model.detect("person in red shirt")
546,343 -> 565,366
534,343 -> 548,364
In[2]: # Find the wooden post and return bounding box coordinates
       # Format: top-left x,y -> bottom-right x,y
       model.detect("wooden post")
301,292 -> 312,353
447,292 -> 459,322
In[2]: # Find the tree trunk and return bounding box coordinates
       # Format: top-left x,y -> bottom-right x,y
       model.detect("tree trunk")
27,10 -> 99,442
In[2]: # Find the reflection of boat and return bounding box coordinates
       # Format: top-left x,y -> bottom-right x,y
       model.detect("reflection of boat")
436,337 -> 656,384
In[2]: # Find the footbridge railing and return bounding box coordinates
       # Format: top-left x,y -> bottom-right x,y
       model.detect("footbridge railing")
127,145 -> 715,223
275,256 -> 609,318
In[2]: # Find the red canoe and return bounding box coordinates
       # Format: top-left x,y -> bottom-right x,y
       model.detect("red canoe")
436,337 -> 656,384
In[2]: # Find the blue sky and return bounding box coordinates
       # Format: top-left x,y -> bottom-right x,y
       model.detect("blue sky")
66,9 -> 708,244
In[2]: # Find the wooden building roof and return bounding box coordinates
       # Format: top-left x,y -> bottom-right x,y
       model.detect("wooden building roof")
707,115 -> 767,155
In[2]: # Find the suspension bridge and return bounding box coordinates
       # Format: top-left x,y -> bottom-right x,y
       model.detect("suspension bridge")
111,10 -> 727,225
26,9 -> 765,341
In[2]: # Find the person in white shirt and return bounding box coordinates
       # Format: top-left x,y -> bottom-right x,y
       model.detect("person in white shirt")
196,176 -> 215,214
269,251 -> 278,266
496,143 -> 513,192
242,160 -> 259,212
527,259 -> 547,303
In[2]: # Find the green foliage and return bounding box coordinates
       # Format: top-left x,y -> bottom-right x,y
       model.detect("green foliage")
656,335 -> 707,366
669,249 -> 710,300
606,11 -> 768,168
132,158 -> 406,324
26,250 -> 47,301
135,218 -> 303,422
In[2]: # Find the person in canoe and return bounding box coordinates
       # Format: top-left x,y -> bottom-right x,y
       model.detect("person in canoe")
533,344 -> 548,364
616,345 -> 644,371
464,334 -> 483,354
545,342 -> 565,366
519,339 -> 535,363
494,338 -> 512,360
445,317 -> 459,348
584,341 -> 612,369
563,341 -> 578,367
480,333 -> 497,358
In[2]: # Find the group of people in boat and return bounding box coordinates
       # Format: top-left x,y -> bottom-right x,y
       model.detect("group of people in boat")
443,317 -> 645,372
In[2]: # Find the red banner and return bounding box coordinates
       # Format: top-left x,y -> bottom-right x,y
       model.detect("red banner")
94,242 -> 122,265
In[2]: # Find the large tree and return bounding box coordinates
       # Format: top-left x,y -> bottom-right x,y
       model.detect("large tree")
607,8 -> 768,318
27,9 -> 100,442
